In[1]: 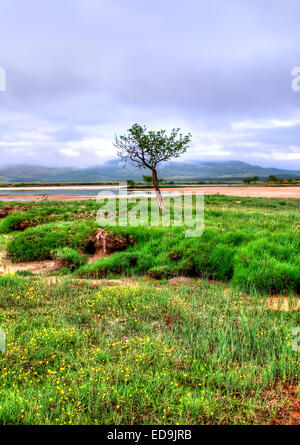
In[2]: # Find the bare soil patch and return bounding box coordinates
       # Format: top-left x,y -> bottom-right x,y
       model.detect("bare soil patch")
0,205 -> 28,217
0,228 -> 136,275
0,259 -> 55,275
12,220 -> 36,231
85,228 -> 135,262
271,383 -> 300,425
261,297 -> 300,312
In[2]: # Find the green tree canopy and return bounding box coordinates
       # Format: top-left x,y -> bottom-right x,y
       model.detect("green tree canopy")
114,124 -> 191,211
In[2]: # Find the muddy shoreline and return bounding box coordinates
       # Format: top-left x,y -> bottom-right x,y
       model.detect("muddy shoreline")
0,186 -> 299,201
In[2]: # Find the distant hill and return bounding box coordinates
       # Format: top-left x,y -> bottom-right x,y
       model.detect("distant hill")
0,160 -> 299,183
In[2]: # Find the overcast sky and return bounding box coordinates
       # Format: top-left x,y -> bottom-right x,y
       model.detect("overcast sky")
0,0 -> 300,169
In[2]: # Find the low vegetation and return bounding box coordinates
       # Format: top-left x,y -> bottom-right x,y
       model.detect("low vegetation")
7,221 -> 97,263
0,276 -> 298,425
2,195 -> 299,294
0,195 -> 299,425
51,248 -> 88,271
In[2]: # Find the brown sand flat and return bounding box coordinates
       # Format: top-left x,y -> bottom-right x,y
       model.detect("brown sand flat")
0,194 -> 96,202
158,186 -> 300,198
1,186 -> 299,201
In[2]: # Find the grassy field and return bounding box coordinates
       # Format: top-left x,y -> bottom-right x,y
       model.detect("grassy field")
0,195 -> 299,424
0,276 -> 299,425
1,195 -> 299,293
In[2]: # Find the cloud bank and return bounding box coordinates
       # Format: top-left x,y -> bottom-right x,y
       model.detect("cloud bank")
0,0 -> 300,169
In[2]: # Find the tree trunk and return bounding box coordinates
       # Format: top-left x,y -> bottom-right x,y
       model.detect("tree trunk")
152,168 -> 164,212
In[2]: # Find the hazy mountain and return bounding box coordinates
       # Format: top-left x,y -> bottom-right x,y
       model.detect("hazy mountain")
0,160 -> 299,183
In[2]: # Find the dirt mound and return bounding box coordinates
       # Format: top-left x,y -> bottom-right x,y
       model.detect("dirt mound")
13,220 -> 36,231
0,205 -> 27,218
51,255 -> 70,272
85,229 -> 135,260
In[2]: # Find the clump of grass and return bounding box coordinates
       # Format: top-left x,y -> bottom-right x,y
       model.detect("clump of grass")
0,274 -> 30,290
233,238 -> 300,293
76,251 -> 139,278
51,247 -> 88,271
15,270 -> 35,277
7,221 -> 97,262
55,267 -> 73,276
4,196 -> 300,294
148,265 -> 175,279
0,211 -> 33,233
76,222 -> 299,293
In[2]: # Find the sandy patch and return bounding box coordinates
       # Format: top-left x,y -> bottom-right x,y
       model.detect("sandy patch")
0,258 -> 55,275
261,297 -> 300,312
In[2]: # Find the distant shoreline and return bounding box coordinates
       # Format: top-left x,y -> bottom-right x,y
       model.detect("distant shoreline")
1,186 -> 299,201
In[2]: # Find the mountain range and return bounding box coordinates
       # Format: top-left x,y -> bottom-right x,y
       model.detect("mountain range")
0,160 -> 299,183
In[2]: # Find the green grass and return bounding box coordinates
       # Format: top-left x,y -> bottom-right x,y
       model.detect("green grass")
3,196 -> 300,293
79,196 -> 300,293
0,195 -> 299,425
0,211 -> 32,234
6,221 -> 97,263
0,276 -> 298,425
51,248 -> 88,271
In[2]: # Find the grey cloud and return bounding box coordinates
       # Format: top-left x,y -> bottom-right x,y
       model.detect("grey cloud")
0,0 -> 300,169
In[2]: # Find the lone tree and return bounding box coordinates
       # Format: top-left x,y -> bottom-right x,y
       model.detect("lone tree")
114,124 -> 191,211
